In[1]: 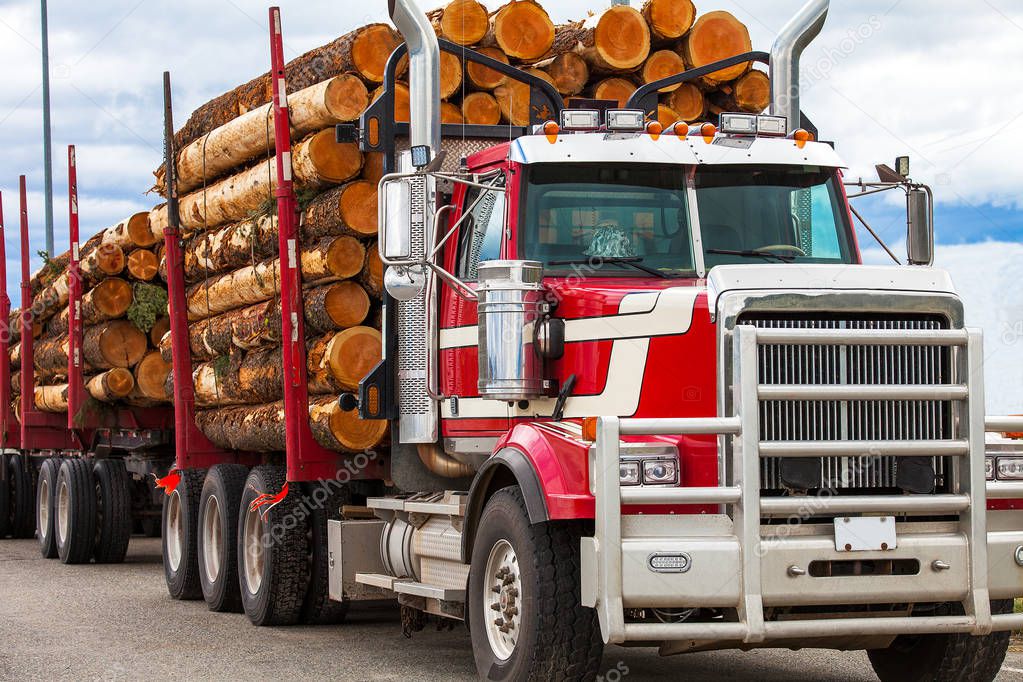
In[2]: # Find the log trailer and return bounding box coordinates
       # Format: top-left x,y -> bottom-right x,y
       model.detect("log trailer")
0,165 -> 175,562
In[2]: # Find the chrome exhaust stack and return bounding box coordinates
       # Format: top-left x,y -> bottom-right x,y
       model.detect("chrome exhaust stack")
388,0 -> 442,155
769,0 -> 830,133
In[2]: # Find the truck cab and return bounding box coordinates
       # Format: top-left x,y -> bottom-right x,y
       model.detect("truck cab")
328,1 -> 1023,680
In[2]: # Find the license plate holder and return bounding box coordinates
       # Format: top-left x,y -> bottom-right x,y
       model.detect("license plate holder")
834,516 -> 897,552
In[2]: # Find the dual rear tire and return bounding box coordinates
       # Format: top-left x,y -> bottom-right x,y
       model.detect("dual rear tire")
7,453 -> 36,539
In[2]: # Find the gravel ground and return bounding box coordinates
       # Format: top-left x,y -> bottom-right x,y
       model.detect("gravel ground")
1,537 -> 1022,681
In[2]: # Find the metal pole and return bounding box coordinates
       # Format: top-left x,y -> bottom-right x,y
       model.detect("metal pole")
40,0 -> 54,256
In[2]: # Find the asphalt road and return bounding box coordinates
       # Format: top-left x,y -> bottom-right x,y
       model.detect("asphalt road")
1,537 -> 1022,681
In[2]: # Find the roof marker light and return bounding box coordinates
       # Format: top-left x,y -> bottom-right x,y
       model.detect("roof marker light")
672,122 -> 689,137
700,122 -> 717,143
542,120 -> 560,144
791,128 -> 813,149
646,120 -> 663,139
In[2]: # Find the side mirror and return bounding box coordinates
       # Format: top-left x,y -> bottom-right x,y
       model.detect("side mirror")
906,187 -> 933,266
381,177 -> 412,261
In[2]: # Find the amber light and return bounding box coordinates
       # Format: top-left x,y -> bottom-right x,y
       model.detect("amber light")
700,122 -> 717,143
581,417 -> 598,442
792,128 -> 813,142
646,121 -> 663,137
672,122 -> 690,137
543,120 -> 560,144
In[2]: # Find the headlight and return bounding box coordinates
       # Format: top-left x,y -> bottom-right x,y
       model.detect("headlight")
996,456 -> 1023,481
986,456 -> 996,481
643,459 -> 679,485
619,461 -> 641,486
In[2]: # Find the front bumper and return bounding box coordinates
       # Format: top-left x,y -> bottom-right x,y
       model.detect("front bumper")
583,326 -> 1023,645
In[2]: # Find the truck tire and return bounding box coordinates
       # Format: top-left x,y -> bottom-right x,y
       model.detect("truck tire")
36,458 -> 60,558
162,468 -> 206,600
55,459 -> 97,564
867,599 -> 1013,682
141,518 -> 162,538
9,453 -> 37,539
198,464 -> 249,613
301,482 -> 351,625
93,459 -> 132,564
237,465 -> 309,626
0,452 -> 11,538
468,486 -> 603,682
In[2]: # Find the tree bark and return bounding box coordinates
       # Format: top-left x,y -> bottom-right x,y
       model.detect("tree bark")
101,212 -> 158,249
184,214 -> 278,284
186,260 -> 280,320
86,368 -> 135,402
431,0 -> 490,46
126,249 -> 159,282
150,316 -> 170,349
34,335 -> 72,378
83,320 -> 148,370
189,298 -> 281,360
302,180 -> 379,241
552,7 -> 651,75
160,75 -> 370,195
485,1 -> 555,63
641,0 -> 697,44
34,384 -> 69,413
461,92 -> 502,126
32,273 -> 70,324
149,130 -> 364,238
80,243 -> 126,283
681,11 -> 752,86
359,243 -> 384,299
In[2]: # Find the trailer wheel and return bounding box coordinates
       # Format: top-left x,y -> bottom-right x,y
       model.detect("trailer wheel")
301,482 -> 351,624
238,465 -> 309,626
0,452 -> 10,538
868,599 -> 1012,682
468,486 -> 603,681
162,468 -> 205,600
198,464 -> 249,613
36,458 -> 60,558
93,459 -> 132,564
55,459 -> 97,564
9,453 -> 37,539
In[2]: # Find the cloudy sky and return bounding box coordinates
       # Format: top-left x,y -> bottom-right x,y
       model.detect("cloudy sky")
0,0 -> 1020,412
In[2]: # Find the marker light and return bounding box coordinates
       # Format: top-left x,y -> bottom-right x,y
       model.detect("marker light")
606,109 -> 645,132
581,417 -> 597,442
672,122 -> 690,137
561,109 -> 601,131
646,120 -> 663,136
542,120 -> 560,144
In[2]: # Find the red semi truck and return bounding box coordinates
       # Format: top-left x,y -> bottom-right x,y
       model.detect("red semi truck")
2,0 -> 1023,680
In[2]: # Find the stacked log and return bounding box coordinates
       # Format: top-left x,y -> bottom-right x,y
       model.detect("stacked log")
146,0 -> 765,455
12,212 -> 173,420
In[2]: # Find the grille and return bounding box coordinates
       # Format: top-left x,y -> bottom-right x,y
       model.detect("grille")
740,314 -> 954,495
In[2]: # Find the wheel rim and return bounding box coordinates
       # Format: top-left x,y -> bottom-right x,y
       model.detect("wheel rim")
56,478 -> 70,545
39,476 -> 50,538
483,539 -> 522,661
241,505 -> 265,595
201,495 -> 223,584
165,490 -> 184,572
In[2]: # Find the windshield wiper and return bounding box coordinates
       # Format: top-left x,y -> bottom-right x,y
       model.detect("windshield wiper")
706,248 -> 796,264
547,256 -> 678,279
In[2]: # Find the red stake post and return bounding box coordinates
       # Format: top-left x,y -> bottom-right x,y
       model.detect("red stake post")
66,145 -> 86,429
0,191 -> 12,446
269,7 -> 341,482
19,176 -> 33,444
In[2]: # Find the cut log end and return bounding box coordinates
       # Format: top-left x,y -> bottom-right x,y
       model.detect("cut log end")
641,50 -> 686,92
592,78 -> 638,108
373,82 -> 411,124
324,73 -> 371,122
494,68 -> 556,126
319,235 -> 367,281
733,70 -> 771,113
593,6 -> 652,71
91,278 -> 134,319
87,368 -> 135,402
493,1 -> 555,62
439,51 -> 465,100
324,281 -> 371,329
87,320 -> 149,370
353,24 -> 401,84
438,0 -> 490,46
339,180 -> 379,237
466,47 -> 510,91
127,249 -> 159,281
150,316 -> 170,348
134,351 -> 173,400
543,53 -> 589,97
126,211 -> 159,248
440,101 -> 465,125
642,0 -> 697,42
683,11 -> 753,84
667,82 -> 706,122
92,243 -> 127,277
462,92 -> 502,126
306,130 -> 365,184
331,326 -> 381,391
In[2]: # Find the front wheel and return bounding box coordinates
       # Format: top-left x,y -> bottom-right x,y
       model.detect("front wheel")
867,599 -> 1013,682
468,486 -> 603,682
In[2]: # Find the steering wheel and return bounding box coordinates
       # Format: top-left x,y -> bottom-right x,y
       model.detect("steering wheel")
757,244 -> 807,257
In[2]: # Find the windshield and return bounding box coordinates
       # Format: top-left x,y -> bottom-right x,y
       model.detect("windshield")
519,163 -> 857,275
696,166 -> 856,268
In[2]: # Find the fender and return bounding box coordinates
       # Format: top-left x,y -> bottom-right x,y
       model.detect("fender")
461,446 -> 548,563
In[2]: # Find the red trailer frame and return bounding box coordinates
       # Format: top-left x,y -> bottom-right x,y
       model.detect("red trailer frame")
0,191 -> 18,449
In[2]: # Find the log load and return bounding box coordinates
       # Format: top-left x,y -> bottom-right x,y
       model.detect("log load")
466,47 -> 510,91
371,81 -> 412,124
134,352 -> 172,402
150,131 -> 364,237
591,78 -> 638,108
462,92 -> 502,126
362,153 -> 385,186
359,245 -> 384,299
441,102 -> 464,124
308,326 -> 381,393
102,212 -> 158,249
486,1 -> 555,63
184,215 -> 278,284
731,69 -> 771,113
639,49 -> 687,92
186,260 -> 280,321
300,236 -> 367,283
537,53 -> 589,97
127,249 -> 159,282
174,24 -> 401,152
80,243 -> 126,283
642,0 -> 697,44
150,316 -> 170,348
430,0 -> 490,46
304,281 -> 372,334
195,396 -> 388,453
35,384 -> 69,413
83,320 -> 148,371
681,11 -> 752,85
34,335 -> 72,378
82,278 -> 134,326
159,75 -> 370,195
302,181 -> 379,242
86,368 -> 135,402
32,273 -> 70,323
552,7 -> 651,76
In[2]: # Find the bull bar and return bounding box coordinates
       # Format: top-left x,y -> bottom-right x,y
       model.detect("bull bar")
583,325 -> 1023,645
